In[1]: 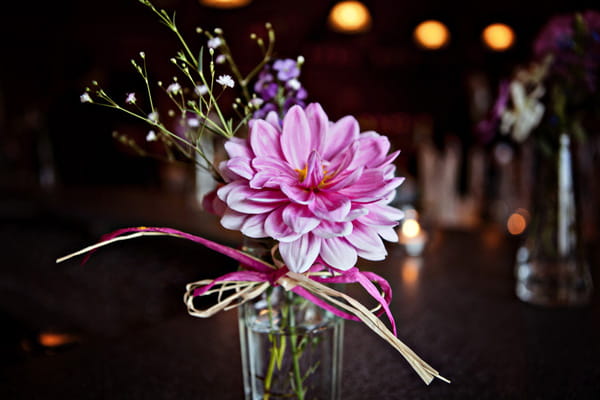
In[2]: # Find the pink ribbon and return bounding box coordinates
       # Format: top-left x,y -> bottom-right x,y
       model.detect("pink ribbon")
80,226 -> 398,336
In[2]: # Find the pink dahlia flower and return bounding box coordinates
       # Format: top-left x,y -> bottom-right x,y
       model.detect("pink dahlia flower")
217,103 -> 404,273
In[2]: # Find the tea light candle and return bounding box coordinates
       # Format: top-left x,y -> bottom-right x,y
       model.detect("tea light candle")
398,210 -> 428,256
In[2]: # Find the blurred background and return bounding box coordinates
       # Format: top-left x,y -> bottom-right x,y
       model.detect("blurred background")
1,0 -> 599,233
1,2 -> 600,395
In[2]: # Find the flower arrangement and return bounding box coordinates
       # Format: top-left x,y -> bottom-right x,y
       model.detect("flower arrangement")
62,0 -> 449,395
477,10 -> 600,149
476,10 -> 599,307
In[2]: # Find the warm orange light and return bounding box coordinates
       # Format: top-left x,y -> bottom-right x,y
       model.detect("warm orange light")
507,212 -> 527,235
38,332 -> 79,348
482,23 -> 515,51
401,219 -> 421,239
328,1 -> 372,34
401,257 -> 422,287
414,20 -> 450,49
199,0 -> 252,9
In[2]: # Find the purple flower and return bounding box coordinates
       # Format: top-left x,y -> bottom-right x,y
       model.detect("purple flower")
273,59 -> 300,81
216,103 -> 404,273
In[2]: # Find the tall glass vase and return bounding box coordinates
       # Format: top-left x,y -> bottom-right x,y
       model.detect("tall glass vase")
238,237 -> 344,400
515,133 -> 593,306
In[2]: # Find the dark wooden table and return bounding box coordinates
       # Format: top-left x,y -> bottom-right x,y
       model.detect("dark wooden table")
1,185 -> 599,399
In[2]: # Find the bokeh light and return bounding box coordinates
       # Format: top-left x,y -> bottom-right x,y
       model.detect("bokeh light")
507,208 -> 530,235
199,0 -> 252,9
414,20 -> 450,49
482,23 -> 515,51
328,1 -> 372,34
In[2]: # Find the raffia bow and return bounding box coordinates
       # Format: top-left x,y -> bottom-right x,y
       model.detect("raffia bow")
57,226 -> 450,385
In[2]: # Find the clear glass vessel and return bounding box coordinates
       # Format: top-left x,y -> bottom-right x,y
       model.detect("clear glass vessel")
238,286 -> 344,400
515,133 -> 593,306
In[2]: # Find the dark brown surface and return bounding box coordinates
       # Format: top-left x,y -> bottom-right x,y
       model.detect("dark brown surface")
0,186 -> 599,399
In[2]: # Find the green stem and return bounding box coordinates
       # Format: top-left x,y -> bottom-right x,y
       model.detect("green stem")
262,289 -> 276,400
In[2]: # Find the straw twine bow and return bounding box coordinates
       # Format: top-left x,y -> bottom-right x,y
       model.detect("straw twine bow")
57,226 -> 450,385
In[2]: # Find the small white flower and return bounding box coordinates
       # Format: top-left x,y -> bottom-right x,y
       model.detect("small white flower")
286,78 -> 301,91
297,55 -> 305,65
195,85 -> 208,96
187,117 -> 200,127
250,98 -> 264,108
216,75 -> 235,88
148,112 -> 159,123
146,130 -> 157,142
215,54 -> 226,64
80,93 -> 92,103
167,82 -> 182,95
125,92 -> 136,104
207,37 -> 222,49
500,80 -> 545,143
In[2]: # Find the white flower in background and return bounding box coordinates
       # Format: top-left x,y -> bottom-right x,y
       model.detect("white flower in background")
195,85 -> 208,96
216,54 -> 226,64
80,93 -> 92,103
208,37 -> 223,49
167,82 -> 182,95
250,98 -> 264,108
286,78 -> 301,91
146,130 -> 158,142
188,117 -> 200,127
216,75 -> 235,88
500,80 -> 545,143
125,92 -> 137,104
148,112 -> 159,123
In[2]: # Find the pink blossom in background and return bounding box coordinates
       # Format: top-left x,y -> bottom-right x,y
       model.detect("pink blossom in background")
216,103 -> 404,273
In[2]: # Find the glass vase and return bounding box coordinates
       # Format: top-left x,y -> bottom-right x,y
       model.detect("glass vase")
514,133 -> 593,306
238,237 -> 344,400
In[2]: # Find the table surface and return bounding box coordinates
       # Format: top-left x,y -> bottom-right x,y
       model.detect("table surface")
1,185 -> 600,399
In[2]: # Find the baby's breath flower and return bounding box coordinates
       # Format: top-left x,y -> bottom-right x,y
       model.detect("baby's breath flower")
195,85 -> 208,96
167,82 -> 182,94
148,112 -> 159,123
216,54 -> 226,64
125,92 -> 137,104
80,93 -> 92,103
208,37 -> 223,49
250,98 -> 264,108
217,75 -> 235,88
146,130 -> 157,141
188,117 -> 200,127
287,78 -> 301,91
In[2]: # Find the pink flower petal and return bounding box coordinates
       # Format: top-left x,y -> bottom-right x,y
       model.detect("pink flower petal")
378,226 -> 399,242
279,234 -> 321,272
360,204 -> 405,226
220,209 -> 248,231
265,111 -> 281,129
227,185 -> 282,214
304,103 -> 328,154
303,150 -> 324,188
240,214 -> 268,238
226,157 -> 254,180
320,237 -> 357,270
224,137 -> 253,159
323,115 -> 359,160
313,220 -> 352,238
248,189 -> 289,203
346,223 -> 387,260
281,184 -> 314,204
323,166 -> 363,191
264,207 -> 302,242
281,105 -> 312,170
309,191 -> 351,221
250,120 -> 283,159
340,174 -> 404,203
282,203 -> 320,234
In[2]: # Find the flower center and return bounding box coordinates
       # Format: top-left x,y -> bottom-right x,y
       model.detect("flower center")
295,165 -> 333,189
